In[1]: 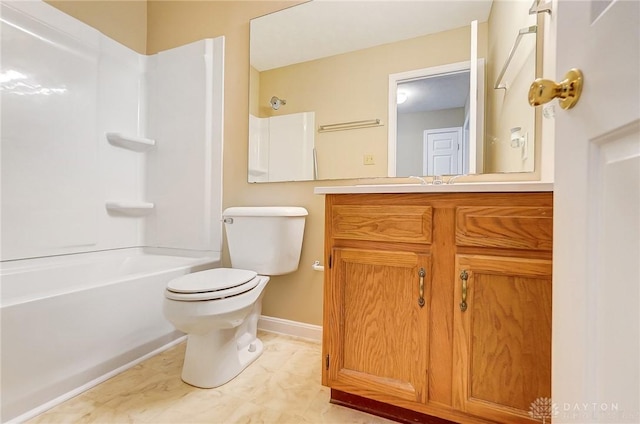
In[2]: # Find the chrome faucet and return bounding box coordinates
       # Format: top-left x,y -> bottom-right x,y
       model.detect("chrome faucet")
447,174 -> 467,184
408,176 -> 427,185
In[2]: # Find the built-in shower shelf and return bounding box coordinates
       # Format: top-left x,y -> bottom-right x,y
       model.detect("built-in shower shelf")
106,132 -> 155,152
248,167 -> 268,177
105,201 -> 155,216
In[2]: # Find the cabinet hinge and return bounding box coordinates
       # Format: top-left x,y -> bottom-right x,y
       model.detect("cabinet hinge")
328,254 -> 332,269
325,354 -> 330,370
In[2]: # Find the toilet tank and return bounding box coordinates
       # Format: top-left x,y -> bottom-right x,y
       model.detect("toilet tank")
223,206 -> 308,275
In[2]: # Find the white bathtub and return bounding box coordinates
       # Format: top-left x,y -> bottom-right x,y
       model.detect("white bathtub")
0,248 -> 220,422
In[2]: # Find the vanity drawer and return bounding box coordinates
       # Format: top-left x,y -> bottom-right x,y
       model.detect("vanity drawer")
331,205 -> 432,244
455,206 -> 552,250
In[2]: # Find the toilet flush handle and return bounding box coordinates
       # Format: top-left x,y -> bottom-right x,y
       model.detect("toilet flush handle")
223,217 -> 233,224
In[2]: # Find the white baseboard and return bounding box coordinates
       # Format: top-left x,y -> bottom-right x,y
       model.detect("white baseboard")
258,315 -> 322,342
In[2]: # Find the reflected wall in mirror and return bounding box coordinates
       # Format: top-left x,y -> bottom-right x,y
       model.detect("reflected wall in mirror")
249,0 -> 539,182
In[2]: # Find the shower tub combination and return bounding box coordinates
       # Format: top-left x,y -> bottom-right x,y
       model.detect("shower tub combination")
1,1 -> 226,421
0,248 -> 219,422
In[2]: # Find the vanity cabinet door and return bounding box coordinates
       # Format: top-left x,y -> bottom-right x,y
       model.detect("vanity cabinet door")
452,254 -> 552,423
325,247 -> 431,405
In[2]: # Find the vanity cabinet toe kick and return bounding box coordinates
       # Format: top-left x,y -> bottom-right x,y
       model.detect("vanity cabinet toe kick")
321,192 -> 553,424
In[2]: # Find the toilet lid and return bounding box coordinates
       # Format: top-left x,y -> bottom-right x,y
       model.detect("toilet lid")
166,268 -> 258,301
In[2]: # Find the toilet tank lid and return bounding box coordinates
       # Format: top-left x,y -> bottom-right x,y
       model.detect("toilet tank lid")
223,206 -> 308,217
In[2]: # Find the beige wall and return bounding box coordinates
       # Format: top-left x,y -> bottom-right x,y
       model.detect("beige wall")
45,0 -> 325,326
485,0 -> 536,173
39,1 -> 509,327
46,1 -> 148,53
257,24 -> 488,180
249,66 -> 261,117
145,1 -> 330,326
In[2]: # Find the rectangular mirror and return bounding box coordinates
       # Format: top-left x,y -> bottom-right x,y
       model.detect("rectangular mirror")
249,0 -> 538,182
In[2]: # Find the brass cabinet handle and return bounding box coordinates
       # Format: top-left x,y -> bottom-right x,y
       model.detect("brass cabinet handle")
418,267 -> 426,307
528,68 -> 583,110
460,270 -> 468,312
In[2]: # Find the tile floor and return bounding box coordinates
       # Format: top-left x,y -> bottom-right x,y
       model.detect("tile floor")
28,332 -> 396,423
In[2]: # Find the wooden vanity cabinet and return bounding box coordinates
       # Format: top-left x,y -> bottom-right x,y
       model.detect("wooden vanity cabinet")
322,192 -> 553,424
327,248 -> 432,403
452,255 -> 552,423
323,201 -> 434,404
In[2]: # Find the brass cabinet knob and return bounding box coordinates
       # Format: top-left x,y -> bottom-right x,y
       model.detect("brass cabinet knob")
528,68 -> 583,110
418,267 -> 426,308
459,270 -> 468,312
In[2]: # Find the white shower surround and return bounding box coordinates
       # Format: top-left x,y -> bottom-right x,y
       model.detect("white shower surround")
1,1 -> 224,260
0,248 -> 221,422
0,1 -> 224,421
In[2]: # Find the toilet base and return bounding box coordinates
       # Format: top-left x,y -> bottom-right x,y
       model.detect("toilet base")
181,327 -> 264,388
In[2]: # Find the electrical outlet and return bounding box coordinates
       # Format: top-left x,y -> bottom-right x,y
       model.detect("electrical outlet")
363,154 -> 375,165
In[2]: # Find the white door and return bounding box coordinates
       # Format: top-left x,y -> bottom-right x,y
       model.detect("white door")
423,127 -> 462,176
553,0 -> 639,421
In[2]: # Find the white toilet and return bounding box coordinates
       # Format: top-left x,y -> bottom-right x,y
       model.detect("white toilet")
163,206 -> 308,388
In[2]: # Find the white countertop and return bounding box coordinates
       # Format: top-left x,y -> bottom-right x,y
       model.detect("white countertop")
314,181 -> 553,194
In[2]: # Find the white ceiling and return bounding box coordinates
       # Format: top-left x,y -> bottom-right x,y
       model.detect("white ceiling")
250,0 -> 493,72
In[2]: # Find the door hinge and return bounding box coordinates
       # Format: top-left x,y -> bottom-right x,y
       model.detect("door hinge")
328,254 -> 332,269
325,354 -> 330,370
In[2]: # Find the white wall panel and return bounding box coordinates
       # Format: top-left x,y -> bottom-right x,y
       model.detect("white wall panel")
96,35 -> 148,249
145,38 -> 224,252
1,2 -> 100,260
268,112 -> 315,182
247,112 -> 315,182
1,1 -> 223,261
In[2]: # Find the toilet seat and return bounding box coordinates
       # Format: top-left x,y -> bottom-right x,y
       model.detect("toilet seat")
165,268 -> 259,301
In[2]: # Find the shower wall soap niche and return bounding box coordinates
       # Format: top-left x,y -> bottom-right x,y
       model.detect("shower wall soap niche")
106,132 -> 156,152
105,201 -> 155,216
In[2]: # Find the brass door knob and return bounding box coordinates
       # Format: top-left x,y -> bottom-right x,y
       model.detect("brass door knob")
528,69 -> 583,110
